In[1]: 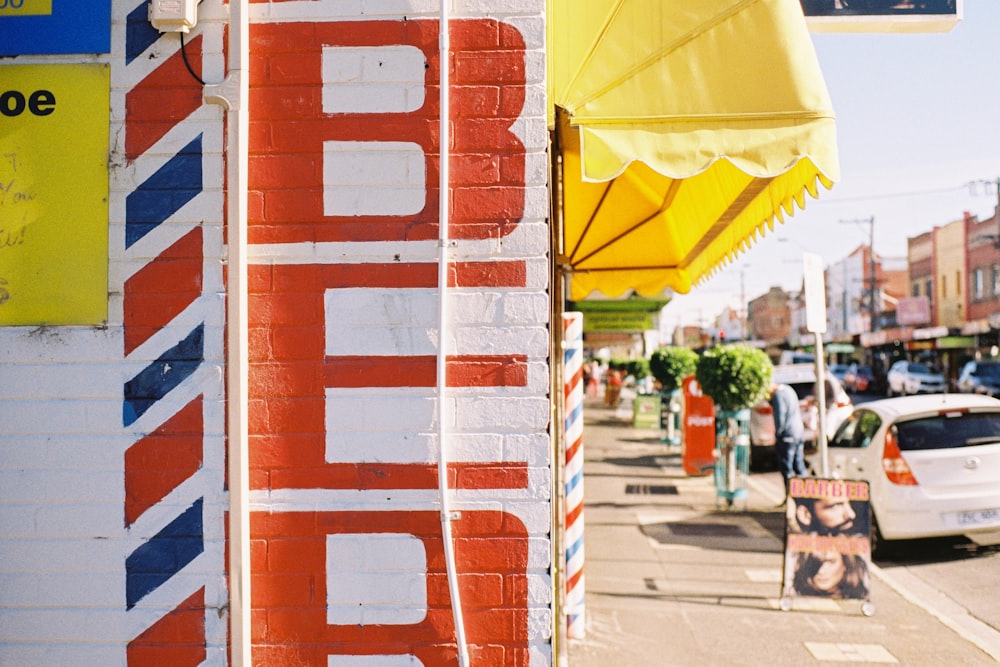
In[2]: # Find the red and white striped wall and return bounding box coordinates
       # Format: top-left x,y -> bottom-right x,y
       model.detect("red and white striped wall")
119,0 -> 228,663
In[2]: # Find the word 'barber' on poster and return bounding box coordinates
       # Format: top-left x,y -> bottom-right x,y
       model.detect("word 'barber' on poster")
789,477 -> 869,501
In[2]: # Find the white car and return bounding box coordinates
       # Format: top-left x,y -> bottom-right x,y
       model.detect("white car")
885,360 -> 947,396
749,364 -> 853,468
814,394 -> 1000,555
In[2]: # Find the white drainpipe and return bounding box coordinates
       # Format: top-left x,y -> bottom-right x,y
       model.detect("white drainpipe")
437,3 -> 470,665
203,0 -> 250,664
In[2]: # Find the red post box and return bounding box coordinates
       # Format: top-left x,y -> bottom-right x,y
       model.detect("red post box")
682,375 -> 716,476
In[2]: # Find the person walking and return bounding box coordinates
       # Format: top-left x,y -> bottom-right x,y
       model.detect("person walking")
769,382 -> 806,491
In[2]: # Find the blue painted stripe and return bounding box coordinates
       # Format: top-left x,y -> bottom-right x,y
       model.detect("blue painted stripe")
564,345 -> 579,365
565,534 -> 583,562
564,401 -> 583,432
566,468 -> 583,496
125,1 -> 161,65
123,324 -> 204,426
126,498 -> 204,610
125,135 -> 203,249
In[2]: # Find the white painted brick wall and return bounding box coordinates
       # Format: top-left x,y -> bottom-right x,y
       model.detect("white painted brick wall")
0,0 -> 231,663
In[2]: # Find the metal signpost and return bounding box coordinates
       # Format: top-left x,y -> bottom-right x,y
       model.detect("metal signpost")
803,252 -> 829,477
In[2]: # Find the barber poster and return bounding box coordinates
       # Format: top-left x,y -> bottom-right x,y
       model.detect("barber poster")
781,477 -> 872,602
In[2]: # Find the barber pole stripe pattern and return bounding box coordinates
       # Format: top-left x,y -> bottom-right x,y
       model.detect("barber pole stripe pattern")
119,3 -> 223,664
563,312 -> 586,638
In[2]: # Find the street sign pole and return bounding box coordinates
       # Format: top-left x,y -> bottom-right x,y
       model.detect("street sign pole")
803,252 -> 829,477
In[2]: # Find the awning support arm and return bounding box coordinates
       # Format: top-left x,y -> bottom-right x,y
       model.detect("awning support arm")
570,177 -> 682,268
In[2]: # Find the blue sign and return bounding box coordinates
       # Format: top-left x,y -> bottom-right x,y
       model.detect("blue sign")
0,0 -> 111,56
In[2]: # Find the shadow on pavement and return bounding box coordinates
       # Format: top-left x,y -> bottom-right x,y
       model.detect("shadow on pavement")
597,453 -> 681,469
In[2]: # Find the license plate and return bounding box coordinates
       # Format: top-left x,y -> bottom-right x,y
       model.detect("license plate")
955,509 -> 1000,526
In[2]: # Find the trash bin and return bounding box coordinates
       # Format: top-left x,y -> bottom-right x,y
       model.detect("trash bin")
713,408 -> 750,509
632,393 -> 661,429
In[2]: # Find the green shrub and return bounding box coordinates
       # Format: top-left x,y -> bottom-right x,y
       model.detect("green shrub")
695,344 -> 773,412
608,358 -> 650,380
649,346 -> 698,392
628,357 -> 650,381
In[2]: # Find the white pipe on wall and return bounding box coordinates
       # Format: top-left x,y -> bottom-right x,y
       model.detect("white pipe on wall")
436,2 -> 471,665
204,0 -> 250,663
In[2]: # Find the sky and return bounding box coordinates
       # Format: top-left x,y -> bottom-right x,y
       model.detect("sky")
660,0 -> 1000,334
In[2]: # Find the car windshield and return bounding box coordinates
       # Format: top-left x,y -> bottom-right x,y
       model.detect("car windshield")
909,363 -> 932,374
894,412 -> 1000,451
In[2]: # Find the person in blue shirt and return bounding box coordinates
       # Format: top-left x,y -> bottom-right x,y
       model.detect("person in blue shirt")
769,382 -> 806,491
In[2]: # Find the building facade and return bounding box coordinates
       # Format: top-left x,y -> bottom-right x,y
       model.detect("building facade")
1,1 -> 551,665
965,211 -> 1000,324
934,216 -> 970,328
748,286 -> 793,347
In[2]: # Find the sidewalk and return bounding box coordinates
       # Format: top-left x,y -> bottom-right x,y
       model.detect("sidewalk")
567,395 -> 999,666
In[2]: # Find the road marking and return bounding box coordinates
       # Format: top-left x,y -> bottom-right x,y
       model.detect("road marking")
805,642 -> 897,663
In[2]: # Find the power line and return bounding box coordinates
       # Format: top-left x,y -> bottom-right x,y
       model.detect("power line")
812,183 -> 972,204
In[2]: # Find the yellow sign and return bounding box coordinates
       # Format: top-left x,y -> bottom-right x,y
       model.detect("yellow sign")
0,63 -> 109,325
0,0 -> 52,17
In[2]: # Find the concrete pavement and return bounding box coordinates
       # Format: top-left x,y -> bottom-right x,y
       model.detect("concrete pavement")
567,395 -> 1000,666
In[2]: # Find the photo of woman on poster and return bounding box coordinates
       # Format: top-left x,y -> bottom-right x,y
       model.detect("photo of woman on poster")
791,549 -> 871,599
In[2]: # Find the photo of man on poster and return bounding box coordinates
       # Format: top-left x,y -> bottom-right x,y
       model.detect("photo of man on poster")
782,478 -> 872,602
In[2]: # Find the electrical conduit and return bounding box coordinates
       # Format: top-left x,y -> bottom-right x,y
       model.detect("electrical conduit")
203,0 -> 250,663
436,3 -> 471,665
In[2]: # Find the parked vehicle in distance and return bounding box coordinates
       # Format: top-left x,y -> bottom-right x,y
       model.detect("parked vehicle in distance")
885,360 -> 947,397
779,350 -> 815,366
829,363 -> 849,383
957,360 -> 1000,397
843,364 -> 874,393
809,394 -> 1000,555
749,364 -> 852,468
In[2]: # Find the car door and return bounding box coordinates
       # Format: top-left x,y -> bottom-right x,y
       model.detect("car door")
825,409 -> 883,480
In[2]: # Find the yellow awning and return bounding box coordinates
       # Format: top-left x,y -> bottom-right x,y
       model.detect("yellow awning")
549,0 -> 840,301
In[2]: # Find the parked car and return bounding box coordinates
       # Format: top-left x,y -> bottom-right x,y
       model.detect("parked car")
829,363 -> 850,383
957,360 -> 1000,397
885,360 -> 947,396
749,364 -> 853,468
810,394 -> 1000,555
843,364 -> 881,394
779,350 -> 815,366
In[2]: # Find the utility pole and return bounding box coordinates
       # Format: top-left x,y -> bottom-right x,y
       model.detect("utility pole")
868,216 -> 877,332
740,265 -> 748,342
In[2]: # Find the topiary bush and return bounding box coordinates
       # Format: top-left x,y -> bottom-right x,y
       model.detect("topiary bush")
695,344 -> 773,412
649,346 -> 699,393
627,357 -> 651,382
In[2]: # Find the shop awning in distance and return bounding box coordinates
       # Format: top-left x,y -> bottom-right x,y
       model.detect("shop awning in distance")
548,0 -> 841,301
